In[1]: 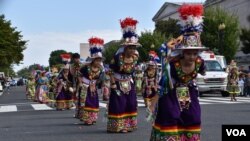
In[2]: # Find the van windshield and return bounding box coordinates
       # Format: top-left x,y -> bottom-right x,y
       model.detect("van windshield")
204,60 -> 223,71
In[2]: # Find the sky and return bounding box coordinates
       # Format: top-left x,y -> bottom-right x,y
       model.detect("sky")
0,0 -> 205,71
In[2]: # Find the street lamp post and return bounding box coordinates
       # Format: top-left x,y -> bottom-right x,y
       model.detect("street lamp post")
218,23 -> 226,55
150,43 -> 155,49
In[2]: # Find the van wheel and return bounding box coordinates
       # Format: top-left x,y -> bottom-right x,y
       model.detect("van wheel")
221,91 -> 229,97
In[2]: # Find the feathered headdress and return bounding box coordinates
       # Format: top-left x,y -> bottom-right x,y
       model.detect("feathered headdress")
170,4 -> 206,50
88,37 -> 104,60
120,17 -> 141,47
178,4 -> 204,33
60,53 -> 71,63
147,50 -> 160,67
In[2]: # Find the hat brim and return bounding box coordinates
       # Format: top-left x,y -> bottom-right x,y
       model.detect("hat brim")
121,42 -> 141,47
175,46 -> 207,50
89,56 -> 105,61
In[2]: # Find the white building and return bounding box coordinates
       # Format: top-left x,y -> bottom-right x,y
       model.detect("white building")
80,43 -> 89,60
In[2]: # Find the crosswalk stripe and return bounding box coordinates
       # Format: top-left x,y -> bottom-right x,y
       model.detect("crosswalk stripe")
99,102 -> 107,108
199,102 -> 213,105
1,97 -> 250,113
203,97 -> 250,102
0,105 -> 17,112
199,98 -> 241,104
138,103 -> 145,107
137,99 -> 144,103
31,104 -> 53,110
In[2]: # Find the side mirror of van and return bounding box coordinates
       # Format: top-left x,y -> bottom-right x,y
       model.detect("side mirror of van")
223,68 -> 226,72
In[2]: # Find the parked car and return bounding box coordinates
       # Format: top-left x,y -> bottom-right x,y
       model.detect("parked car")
10,79 -> 17,86
17,79 -> 24,86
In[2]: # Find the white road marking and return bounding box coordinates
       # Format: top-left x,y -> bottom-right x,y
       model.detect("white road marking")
31,104 -> 53,110
0,105 -> 17,112
199,98 -> 241,104
138,103 -> 145,107
99,102 -> 107,108
203,97 -> 250,103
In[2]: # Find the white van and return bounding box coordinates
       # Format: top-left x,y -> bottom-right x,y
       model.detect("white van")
215,55 -> 227,70
197,51 -> 229,97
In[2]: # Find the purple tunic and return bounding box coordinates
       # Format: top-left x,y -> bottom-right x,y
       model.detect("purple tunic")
151,57 -> 205,141
79,65 -> 102,124
107,53 -> 138,132
56,73 -> 74,110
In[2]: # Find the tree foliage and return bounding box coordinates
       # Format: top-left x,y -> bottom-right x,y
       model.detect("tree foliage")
240,28 -> 250,54
103,40 -> 121,64
0,15 -> 27,73
17,67 -> 30,78
49,50 -> 73,67
201,7 -> 240,62
138,31 -> 166,62
154,18 -> 180,38
17,64 -> 47,78
102,31 -> 166,64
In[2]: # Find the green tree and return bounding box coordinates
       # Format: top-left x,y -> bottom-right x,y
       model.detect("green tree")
240,28 -> 250,54
138,30 -> 166,62
17,64 -> 48,78
0,65 -> 16,77
103,31 -> 166,63
103,40 -> 121,64
201,7 -> 240,62
17,67 -> 30,78
154,18 -> 180,39
49,50 -> 69,67
0,15 -> 27,73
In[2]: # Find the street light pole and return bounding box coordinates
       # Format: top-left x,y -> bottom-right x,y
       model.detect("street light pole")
218,23 -> 226,55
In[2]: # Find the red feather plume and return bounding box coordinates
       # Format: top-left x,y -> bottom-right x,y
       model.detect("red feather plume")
149,50 -> 158,58
178,4 -> 203,20
88,37 -> 104,45
60,53 -> 71,59
120,17 -> 138,29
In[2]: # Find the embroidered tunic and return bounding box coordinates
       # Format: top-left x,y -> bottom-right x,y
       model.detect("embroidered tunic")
150,57 -> 205,141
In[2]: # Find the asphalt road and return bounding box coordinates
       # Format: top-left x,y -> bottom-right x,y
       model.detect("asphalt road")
1,86 -> 250,141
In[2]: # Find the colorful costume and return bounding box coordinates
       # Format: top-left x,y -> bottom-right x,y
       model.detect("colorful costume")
102,70 -> 111,101
69,53 -> 83,118
150,4 -> 207,141
134,66 -> 143,95
56,64 -> 74,110
79,37 -> 104,125
35,72 -> 49,103
107,17 -> 140,133
142,51 -> 159,108
227,65 -> 240,101
26,77 -> 36,100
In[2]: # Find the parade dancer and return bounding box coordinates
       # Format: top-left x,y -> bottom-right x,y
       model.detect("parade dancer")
48,74 -> 58,107
134,65 -> 143,96
149,4 -> 207,141
56,54 -> 74,110
36,71 -> 49,103
227,63 -> 240,101
26,76 -> 36,100
142,51 -> 159,108
69,53 -> 83,118
107,17 -> 140,133
79,37 -> 104,125
102,69 -> 111,101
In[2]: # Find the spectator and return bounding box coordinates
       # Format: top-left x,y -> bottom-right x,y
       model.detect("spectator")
238,73 -> 245,96
245,72 -> 250,97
